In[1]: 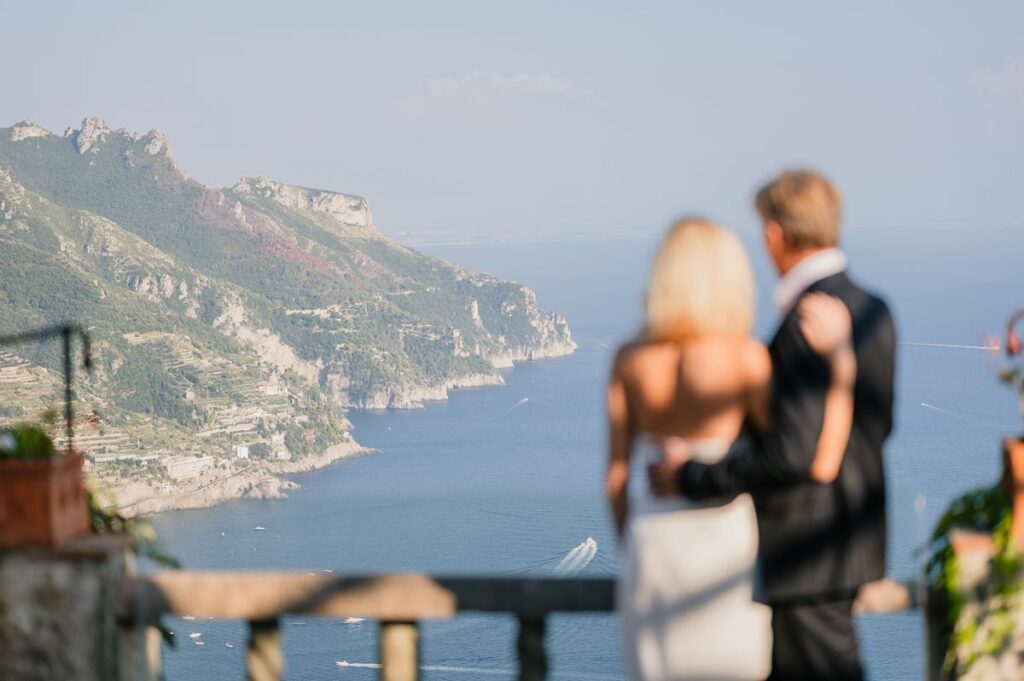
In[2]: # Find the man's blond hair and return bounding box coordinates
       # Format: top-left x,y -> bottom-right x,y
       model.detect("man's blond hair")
644,218 -> 754,342
754,170 -> 842,248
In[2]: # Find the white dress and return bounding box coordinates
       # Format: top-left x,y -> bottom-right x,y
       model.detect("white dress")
618,437 -> 772,681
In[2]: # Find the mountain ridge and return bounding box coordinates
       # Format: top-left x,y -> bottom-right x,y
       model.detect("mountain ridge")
0,116 -> 575,511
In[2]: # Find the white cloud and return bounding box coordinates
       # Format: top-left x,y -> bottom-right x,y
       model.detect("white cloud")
978,56 -> 1024,110
396,70 -> 578,120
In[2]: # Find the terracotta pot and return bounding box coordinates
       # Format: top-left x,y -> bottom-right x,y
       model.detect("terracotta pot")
1002,438 -> 1024,549
0,451 -> 90,548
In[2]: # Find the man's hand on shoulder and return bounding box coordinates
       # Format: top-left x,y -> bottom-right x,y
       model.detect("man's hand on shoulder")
647,438 -> 692,497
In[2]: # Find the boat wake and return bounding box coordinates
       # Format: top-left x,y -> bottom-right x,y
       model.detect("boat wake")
899,341 -> 996,351
489,397 -> 532,422
338,661 -> 507,675
336,660 -> 621,679
921,402 -> 1008,426
554,537 -> 598,576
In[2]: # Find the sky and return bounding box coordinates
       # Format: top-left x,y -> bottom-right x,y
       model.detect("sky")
1,0 -> 1023,240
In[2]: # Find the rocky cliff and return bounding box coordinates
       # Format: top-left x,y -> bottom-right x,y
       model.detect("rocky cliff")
0,116 -> 575,502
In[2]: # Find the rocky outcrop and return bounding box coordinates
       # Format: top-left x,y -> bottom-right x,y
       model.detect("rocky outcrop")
352,371 -> 506,410
74,116 -> 109,154
124,272 -> 188,302
212,295 -> 323,385
0,167 -> 28,221
242,477 -> 301,500
111,441 -> 370,516
234,176 -> 376,231
142,129 -> 168,156
488,335 -> 577,369
485,287 -> 577,368
468,299 -> 486,330
9,121 -> 50,142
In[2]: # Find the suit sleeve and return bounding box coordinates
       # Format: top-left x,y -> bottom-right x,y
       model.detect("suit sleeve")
677,315 -> 830,499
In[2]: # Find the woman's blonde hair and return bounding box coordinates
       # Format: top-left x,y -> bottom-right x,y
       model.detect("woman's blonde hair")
644,218 -> 755,342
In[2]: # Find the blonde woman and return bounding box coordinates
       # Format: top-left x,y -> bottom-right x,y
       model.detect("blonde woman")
607,219 -> 856,680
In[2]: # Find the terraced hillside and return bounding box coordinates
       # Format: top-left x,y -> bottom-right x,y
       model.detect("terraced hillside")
0,117 -> 575,506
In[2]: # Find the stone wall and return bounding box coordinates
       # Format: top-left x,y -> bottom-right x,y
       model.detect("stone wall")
0,536 -> 136,681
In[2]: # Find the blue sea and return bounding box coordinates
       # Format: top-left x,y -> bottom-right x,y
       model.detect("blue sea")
150,225 -> 1023,680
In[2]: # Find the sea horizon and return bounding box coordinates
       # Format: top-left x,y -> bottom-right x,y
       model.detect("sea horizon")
148,227 -> 1023,680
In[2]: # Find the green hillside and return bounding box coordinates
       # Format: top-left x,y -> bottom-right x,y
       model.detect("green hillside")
0,118 -> 574,490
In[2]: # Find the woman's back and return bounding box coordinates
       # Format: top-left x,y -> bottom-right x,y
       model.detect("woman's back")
614,335 -> 768,443
614,336 -> 774,681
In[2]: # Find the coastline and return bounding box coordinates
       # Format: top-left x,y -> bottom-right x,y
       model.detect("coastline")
352,371 -> 506,410
106,441 -> 372,518
349,340 -> 578,409
105,343 -> 577,518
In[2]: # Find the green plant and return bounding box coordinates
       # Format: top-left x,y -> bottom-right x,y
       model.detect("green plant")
997,309 -> 1024,439
0,408 -> 60,459
86,485 -> 180,570
248,442 -> 271,460
926,485 -> 1021,674
87,484 -> 179,654
925,310 -> 1024,673
0,424 -> 55,459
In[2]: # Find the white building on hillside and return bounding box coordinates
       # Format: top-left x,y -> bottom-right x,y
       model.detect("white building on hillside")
164,455 -> 213,481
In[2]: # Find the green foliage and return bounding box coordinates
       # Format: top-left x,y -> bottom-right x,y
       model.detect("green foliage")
87,483 -> 179,650
249,442 -> 272,460
0,422 -> 56,459
107,344 -> 195,426
87,484 -> 181,568
998,367 -> 1024,440
929,311 -> 1024,673
996,309 -> 1024,437
927,485 -> 1023,674
283,423 -> 307,456
0,122 -> 571,457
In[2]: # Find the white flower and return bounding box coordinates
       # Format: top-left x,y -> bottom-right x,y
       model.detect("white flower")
0,431 -> 15,453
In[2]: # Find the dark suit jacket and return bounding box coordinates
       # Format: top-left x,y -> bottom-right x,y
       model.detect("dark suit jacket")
677,271 -> 895,603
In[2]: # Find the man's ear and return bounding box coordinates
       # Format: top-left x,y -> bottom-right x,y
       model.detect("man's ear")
763,220 -> 789,274
763,220 -> 785,252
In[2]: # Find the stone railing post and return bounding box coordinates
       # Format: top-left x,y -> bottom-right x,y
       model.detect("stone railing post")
247,618 -> 284,681
517,614 -> 547,681
380,620 -> 419,681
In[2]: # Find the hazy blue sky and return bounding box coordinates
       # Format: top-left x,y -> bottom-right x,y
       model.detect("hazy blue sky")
2,1 -> 1023,239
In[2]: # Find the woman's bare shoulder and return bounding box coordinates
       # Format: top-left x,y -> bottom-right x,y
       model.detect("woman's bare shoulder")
612,340 -> 676,378
741,337 -> 772,386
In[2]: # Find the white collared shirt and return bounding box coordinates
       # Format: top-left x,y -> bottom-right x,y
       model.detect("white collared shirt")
772,248 -> 848,314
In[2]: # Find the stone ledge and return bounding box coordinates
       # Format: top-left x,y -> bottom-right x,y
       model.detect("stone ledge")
0,534 -> 133,560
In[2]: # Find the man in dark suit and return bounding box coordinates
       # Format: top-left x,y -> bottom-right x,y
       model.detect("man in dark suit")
650,170 -> 896,680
